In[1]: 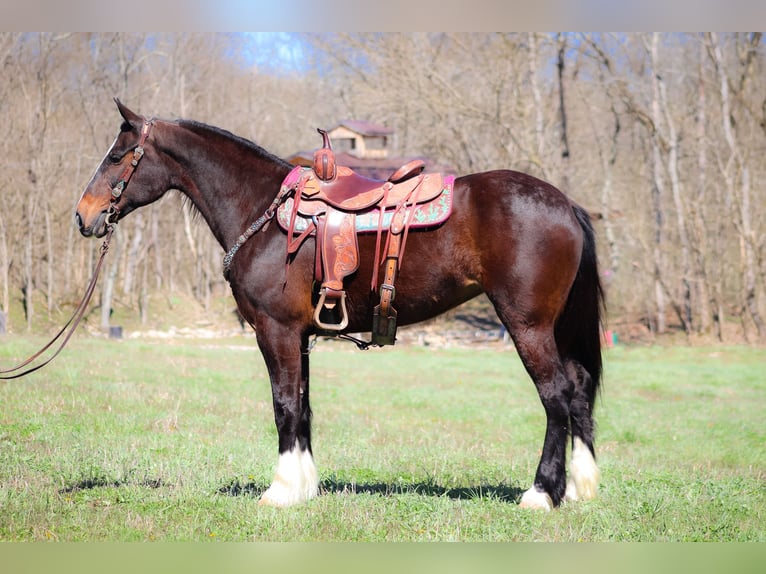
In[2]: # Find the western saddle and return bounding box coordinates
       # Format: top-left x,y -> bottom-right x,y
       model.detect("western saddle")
277,129 -> 454,346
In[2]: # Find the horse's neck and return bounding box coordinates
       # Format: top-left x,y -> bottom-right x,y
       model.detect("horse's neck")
164,121 -> 289,251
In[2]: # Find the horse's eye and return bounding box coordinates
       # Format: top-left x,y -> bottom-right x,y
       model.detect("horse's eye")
108,153 -> 122,164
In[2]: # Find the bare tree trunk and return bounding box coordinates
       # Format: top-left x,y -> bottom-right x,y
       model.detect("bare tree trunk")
648,34 -> 667,334
708,32 -> 765,340
556,33 -> 572,192
527,32 -> 548,179
0,211 -> 9,333
656,48 -> 692,334
739,167 -> 764,338
149,208 -> 163,290
579,34 -> 621,277
691,38 -> 717,337
101,229 -> 122,331
182,203 -> 207,305
599,104 -> 621,276
140,251 -> 149,324
23,192 -> 37,331
123,212 -> 146,297
44,197 -> 54,316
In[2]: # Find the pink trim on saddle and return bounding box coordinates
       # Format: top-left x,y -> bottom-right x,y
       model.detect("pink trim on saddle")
281,165 -> 305,192
276,173 -> 454,235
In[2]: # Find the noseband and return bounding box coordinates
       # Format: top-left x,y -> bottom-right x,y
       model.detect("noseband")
106,118 -> 153,226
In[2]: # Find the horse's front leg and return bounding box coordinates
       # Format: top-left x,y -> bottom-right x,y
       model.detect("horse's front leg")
255,320 -> 318,507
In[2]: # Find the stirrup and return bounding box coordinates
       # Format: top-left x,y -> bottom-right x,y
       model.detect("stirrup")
313,288 -> 349,331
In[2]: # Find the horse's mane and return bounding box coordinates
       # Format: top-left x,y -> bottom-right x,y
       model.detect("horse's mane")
171,119 -> 293,223
177,118 -> 293,170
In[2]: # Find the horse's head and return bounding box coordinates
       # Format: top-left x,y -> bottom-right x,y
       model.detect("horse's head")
75,99 -> 166,237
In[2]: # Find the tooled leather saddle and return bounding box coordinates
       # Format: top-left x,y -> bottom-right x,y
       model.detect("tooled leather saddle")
277,129 -> 455,346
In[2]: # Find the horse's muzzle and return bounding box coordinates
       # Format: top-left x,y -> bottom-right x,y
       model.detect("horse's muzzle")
75,210 -> 108,238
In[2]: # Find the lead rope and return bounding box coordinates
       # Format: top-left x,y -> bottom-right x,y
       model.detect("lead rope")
0,225 -> 115,380
0,120 -> 153,380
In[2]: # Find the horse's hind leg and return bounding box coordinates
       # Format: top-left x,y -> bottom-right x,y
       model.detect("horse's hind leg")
255,320 -> 318,507
564,360 -> 600,502
495,316 -> 573,510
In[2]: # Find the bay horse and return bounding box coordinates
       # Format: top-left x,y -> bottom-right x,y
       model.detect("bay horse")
75,99 -> 604,510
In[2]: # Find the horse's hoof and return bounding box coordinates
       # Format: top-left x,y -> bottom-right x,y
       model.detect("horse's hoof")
258,483 -> 304,508
257,486 -> 291,507
519,487 -> 553,511
257,496 -> 281,507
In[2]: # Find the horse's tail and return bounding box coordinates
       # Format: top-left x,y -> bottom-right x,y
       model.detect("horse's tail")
555,204 -> 605,402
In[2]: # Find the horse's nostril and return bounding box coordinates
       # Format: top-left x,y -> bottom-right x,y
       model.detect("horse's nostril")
74,211 -> 93,236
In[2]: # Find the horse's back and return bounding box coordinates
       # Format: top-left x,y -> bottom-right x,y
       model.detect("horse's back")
342,169 -> 584,330
458,169 -> 580,226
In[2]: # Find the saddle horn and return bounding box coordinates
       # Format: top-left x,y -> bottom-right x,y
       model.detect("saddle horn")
313,128 -> 336,182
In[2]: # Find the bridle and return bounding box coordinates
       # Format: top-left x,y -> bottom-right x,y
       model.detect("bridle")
107,119 -> 153,226
0,119 -> 153,380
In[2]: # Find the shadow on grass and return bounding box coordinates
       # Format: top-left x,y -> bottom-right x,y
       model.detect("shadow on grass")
217,478 -> 523,503
58,474 -> 523,503
59,476 -> 168,494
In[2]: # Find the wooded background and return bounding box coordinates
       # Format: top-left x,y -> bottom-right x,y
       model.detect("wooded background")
0,32 -> 764,342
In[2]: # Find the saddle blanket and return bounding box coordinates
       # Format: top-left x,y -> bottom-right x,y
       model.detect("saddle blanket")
276,170 -> 455,235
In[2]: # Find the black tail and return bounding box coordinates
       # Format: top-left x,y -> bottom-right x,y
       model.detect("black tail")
555,204 -> 605,402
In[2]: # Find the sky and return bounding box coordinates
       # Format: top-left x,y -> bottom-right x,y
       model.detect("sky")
4,0 -> 766,32
235,33 -> 308,73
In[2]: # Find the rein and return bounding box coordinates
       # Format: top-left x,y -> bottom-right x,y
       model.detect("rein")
0,227 -> 115,380
0,120 -> 153,380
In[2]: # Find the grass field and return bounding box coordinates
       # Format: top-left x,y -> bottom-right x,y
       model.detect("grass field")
1,334 -> 764,541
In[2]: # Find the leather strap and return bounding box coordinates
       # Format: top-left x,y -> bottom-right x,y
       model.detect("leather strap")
0,227 -> 115,380
370,185 -> 391,292
110,120 -> 153,208
1,120 -> 155,378
378,232 -> 401,320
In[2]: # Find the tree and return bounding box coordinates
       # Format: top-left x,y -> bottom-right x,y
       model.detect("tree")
1,32 -> 764,341
707,32 -> 765,341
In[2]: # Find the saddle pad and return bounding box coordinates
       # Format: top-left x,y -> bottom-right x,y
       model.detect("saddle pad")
277,175 -> 455,235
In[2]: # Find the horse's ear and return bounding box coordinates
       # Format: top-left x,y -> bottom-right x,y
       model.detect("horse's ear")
114,97 -> 143,129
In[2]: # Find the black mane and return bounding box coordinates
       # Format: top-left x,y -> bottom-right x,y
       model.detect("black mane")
177,118 -> 293,170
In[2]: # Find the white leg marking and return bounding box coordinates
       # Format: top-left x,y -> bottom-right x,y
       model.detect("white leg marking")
300,447 -> 319,500
519,487 -> 553,511
565,478 -> 579,501
565,437 -> 600,502
259,440 -> 319,507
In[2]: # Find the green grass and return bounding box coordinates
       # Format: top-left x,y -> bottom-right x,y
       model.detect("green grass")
1,336 -> 764,541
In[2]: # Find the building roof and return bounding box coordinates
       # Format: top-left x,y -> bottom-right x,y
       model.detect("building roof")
285,119 -> 456,179
285,151 -> 456,180
331,120 -> 393,137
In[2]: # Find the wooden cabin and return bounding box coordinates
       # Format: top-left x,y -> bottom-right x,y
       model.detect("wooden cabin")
287,120 -> 455,180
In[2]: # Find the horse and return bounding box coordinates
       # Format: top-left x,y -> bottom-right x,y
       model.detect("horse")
75,99 -> 604,511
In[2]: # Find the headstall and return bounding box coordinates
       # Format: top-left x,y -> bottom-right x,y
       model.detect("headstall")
107,119 -> 153,226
